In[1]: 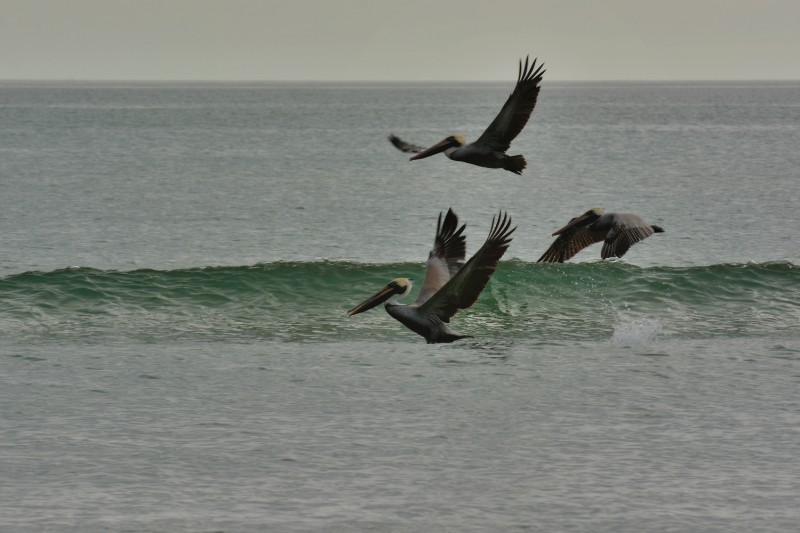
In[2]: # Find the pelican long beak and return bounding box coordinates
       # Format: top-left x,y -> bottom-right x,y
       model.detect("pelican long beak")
553,211 -> 601,235
410,137 -> 458,161
347,284 -> 397,316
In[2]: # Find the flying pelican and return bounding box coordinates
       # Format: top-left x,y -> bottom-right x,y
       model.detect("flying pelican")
348,209 -> 515,343
389,56 -> 545,175
537,208 -> 664,263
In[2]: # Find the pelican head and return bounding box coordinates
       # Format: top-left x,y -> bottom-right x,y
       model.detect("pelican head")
347,278 -> 413,316
553,207 -> 604,235
410,135 -> 465,161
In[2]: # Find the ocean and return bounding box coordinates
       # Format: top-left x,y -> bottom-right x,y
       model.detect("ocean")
1,80 -> 799,532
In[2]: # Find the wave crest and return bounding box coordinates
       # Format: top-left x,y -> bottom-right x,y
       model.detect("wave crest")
2,261 -> 799,343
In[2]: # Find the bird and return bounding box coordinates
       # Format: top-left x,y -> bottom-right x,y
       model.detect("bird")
347,209 -> 515,343
537,208 -> 664,263
388,56 -> 545,175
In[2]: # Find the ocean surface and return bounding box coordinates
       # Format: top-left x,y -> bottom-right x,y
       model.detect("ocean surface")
1,80 -> 799,532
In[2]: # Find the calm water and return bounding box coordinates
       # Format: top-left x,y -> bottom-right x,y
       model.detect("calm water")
1,80 -> 799,532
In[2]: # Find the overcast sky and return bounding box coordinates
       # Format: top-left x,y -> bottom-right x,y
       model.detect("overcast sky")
1,0 -> 798,81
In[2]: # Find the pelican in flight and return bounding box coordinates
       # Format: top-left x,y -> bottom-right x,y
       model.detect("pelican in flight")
348,209 -> 515,343
537,208 -> 664,263
389,56 -> 545,175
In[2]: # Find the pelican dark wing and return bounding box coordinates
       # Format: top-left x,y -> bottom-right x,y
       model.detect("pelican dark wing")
537,211 -> 664,263
473,56 -> 545,153
419,212 -> 515,323
388,134 -> 426,154
536,225 -> 607,263
414,208 -> 466,305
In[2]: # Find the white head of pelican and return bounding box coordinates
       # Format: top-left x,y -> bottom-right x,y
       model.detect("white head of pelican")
409,134 -> 466,161
347,278 -> 413,316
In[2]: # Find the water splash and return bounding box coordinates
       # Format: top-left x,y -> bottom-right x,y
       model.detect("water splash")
612,318 -> 663,346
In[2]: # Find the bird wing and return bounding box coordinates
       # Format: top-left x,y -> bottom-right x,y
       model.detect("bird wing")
414,208 -> 466,305
418,212 -> 515,322
600,214 -> 657,259
536,224 -> 607,263
388,134 -> 427,154
473,57 -> 545,153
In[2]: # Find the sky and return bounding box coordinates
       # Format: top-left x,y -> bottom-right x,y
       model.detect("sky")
1,0 -> 799,81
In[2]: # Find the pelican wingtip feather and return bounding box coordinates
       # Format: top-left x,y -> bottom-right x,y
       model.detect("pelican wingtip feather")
518,56 -> 545,85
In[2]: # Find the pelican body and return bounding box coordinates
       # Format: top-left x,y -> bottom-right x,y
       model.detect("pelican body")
348,209 -> 515,344
385,287 -> 473,344
389,56 -> 545,175
406,134 -> 526,173
537,208 -> 665,263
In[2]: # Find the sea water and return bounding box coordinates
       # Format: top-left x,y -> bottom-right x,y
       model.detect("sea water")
1,81 -> 799,532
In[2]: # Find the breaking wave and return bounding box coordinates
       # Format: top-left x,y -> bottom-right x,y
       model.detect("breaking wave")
2,260 -> 799,344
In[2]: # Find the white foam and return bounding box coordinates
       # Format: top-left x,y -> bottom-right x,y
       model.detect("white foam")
612,318 -> 663,346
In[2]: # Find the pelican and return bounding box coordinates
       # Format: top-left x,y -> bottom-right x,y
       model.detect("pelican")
389,56 -> 545,175
348,209 -> 515,343
537,208 -> 665,263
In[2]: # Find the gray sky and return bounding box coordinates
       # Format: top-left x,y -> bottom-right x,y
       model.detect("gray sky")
1,0 -> 798,81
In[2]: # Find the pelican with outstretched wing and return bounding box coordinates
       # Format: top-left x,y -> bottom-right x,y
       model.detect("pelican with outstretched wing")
537,208 -> 665,263
348,209 -> 515,343
389,56 -> 544,175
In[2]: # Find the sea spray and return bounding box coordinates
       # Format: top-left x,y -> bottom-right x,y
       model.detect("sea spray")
612,318 -> 664,346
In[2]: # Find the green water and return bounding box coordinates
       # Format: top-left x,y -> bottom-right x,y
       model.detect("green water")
3,261 -> 799,345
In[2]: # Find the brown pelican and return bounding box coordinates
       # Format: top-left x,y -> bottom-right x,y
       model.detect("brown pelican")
389,56 -> 545,175
348,209 -> 515,343
537,208 -> 664,263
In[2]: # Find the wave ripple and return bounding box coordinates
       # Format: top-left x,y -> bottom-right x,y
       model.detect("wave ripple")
1,261 -> 799,344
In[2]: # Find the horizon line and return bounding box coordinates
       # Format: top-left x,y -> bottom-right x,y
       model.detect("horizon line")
2,78 -> 799,84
